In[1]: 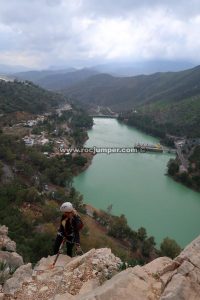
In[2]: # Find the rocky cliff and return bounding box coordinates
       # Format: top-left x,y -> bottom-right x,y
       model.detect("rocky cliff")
0,225 -> 200,300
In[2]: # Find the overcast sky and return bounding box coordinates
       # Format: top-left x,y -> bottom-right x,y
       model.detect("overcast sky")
0,0 -> 200,68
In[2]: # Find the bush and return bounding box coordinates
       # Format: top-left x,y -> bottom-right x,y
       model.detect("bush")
160,237 -> 181,259
167,159 -> 179,176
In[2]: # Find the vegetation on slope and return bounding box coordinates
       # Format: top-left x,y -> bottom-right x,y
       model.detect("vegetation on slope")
119,94 -> 200,139
0,80 -> 66,114
15,68 -> 99,91
64,65 -> 200,109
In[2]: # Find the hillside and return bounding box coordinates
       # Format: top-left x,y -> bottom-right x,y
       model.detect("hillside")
14,68 -> 99,91
13,68 -> 76,83
0,80 -> 67,114
12,65 -> 200,137
63,65 -> 200,111
63,66 -> 200,137
119,94 -> 200,138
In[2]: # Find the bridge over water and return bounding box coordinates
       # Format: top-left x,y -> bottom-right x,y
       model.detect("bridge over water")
90,114 -> 119,118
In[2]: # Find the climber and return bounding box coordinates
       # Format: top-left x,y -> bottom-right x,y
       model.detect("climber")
53,202 -> 83,257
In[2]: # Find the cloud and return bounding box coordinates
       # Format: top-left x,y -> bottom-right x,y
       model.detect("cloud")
0,0 -> 200,68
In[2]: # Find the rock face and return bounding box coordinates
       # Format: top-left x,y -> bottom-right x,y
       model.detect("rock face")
0,226 -> 23,270
3,264 -> 32,295
2,248 -> 121,300
160,236 -> 200,300
0,226 -> 16,252
0,252 -> 23,269
1,227 -> 200,300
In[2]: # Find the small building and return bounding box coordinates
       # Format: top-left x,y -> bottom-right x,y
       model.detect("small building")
22,136 -> 34,146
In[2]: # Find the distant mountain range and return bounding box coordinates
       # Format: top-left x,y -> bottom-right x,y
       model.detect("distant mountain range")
92,60 -> 194,76
14,68 -> 99,91
63,65 -> 200,110
63,65 -> 200,137
8,62 -> 200,137
11,59 -> 194,90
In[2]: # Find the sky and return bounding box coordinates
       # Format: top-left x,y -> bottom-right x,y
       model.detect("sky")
0,0 -> 200,68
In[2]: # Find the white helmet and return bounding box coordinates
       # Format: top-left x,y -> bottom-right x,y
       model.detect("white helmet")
60,202 -> 73,212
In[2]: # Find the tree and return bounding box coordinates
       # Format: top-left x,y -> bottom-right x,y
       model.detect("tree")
26,187 -> 40,203
137,227 -> 147,241
68,187 -> 84,210
130,231 -> 139,252
108,214 -> 131,240
73,155 -> 87,167
141,236 -> 156,257
160,237 -> 181,259
167,159 -> 179,176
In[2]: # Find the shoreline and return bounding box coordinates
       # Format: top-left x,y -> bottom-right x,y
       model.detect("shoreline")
118,118 -> 200,193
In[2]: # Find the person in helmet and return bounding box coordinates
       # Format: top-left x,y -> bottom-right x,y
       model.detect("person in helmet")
53,202 -> 81,257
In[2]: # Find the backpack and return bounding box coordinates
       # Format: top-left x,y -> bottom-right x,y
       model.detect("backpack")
76,215 -> 84,231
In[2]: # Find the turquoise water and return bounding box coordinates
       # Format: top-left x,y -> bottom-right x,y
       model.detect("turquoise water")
74,118 -> 200,247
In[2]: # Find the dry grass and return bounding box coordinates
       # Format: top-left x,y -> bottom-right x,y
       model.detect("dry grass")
80,214 -> 133,262
3,126 -> 30,137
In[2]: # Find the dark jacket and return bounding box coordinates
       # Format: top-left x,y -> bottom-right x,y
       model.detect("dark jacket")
58,214 -> 80,244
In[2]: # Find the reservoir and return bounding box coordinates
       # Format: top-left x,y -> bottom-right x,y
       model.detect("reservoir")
74,118 -> 200,247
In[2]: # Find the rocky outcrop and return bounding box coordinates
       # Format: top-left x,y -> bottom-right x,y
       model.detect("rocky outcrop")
0,226 -> 16,252
160,235 -> 200,300
0,225 -> 24,300
1,227 -> 200,300
0,226 -> 23,270
3,264 -> 32,296
0,252 -> 23,269
2,248 -> 121,299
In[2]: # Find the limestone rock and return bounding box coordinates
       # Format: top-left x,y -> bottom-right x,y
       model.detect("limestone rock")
0,226 -> 8,236
79,278 -> 100,295
177,260 -> 194,276
0,251 -> 23,268
3,263 -> 32,295
54,292 -> 75,300
160,273 -> 200,300
144,257 -> 175,276
0,226 -> 16,252
1,231 -> 200,300
77,267 -> 160,300
175,235 -> 200,268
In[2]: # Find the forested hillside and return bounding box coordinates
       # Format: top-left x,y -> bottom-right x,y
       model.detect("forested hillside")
63,66 -> 200,137
0,80 -> 66,114
63,65 -> 200,111
14,68 -> 98,91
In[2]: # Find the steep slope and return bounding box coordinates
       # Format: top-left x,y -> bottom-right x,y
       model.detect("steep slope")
37,69 -> 99,91
2,230 -> 200,300
0,80 -> 67,114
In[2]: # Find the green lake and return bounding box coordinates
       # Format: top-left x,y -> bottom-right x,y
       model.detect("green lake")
74,118 -> 200,247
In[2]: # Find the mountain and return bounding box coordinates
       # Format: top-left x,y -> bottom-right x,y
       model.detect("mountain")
14,68 -> 99,91
63,65 -> 200,137
14,68 -> 76,83
63,65 -> 200,111
93,60 -> 194,76
0,80 -> 67,114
